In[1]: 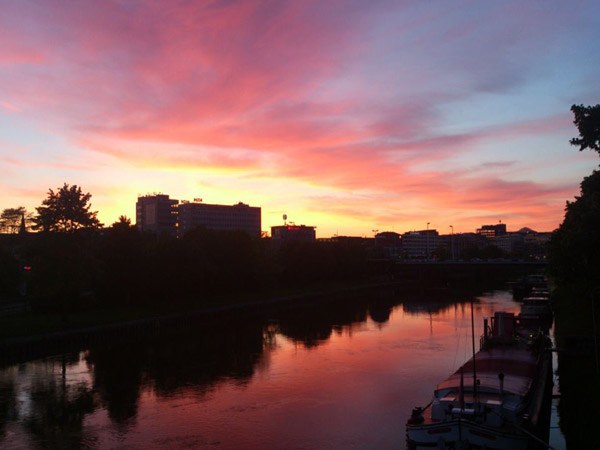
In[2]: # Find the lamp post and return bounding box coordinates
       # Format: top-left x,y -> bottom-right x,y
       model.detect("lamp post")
426,222 -> 430,260
450,225 -> 455,261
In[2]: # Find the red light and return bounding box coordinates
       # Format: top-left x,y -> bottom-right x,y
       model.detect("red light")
287,226 -> 299,230
23,266 -> 32,271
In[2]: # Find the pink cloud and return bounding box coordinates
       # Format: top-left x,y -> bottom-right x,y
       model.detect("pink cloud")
0,28 -> 47,66
0,101 -> 21,112
0,1 -> 595,233
0,155 -> 94,172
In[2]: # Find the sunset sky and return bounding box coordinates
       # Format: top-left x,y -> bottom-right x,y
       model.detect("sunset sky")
1,0 -> 599,237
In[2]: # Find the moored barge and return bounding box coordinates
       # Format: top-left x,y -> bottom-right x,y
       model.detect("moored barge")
406,311 -> 552,450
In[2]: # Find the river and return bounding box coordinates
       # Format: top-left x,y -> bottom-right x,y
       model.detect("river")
0,282 -> 563,449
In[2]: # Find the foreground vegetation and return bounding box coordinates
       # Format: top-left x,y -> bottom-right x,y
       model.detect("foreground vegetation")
548,104 -> 600,449
0,222 -> 373,339
548,104 -> 600,343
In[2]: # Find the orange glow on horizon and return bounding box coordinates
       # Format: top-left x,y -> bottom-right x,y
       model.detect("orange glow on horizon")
1,1 -> 599,236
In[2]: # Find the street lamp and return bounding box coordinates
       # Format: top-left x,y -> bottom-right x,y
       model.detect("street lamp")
450,225 -> 455,261
426,222 -> 430,260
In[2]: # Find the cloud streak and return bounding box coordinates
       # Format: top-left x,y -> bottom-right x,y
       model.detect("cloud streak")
0,0 -> 598,234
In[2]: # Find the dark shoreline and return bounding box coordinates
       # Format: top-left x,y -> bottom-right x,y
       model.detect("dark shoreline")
0,279 -> 406,365
552,285 -> 600,450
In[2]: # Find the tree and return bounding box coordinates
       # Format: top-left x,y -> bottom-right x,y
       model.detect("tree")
33,184 -> 102,232
549,105 -> 600,285
111,215 -> 135,232
0,206 -> 33,234
570,104 -> 600,155
548,169 -> 600,285
549,105 -> 600,450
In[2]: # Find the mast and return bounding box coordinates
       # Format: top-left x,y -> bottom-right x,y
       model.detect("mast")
471,299 -> 477,407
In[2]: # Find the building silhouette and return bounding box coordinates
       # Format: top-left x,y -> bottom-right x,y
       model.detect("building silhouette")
136,194 -> 178,237
135,194 -> 261,237
401,229 -> 440,259
178,200 -> 261,237
374,232 -> 401,259
477,223 -> 507,238
271,225 -> 316,243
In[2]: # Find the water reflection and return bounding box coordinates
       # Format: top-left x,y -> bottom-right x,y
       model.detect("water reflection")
0,357 -> 97,449
26,366 -> 95,448
85,320 -> 267,427
1,281 -> 528,449
0,371 -> 16,439
276,296 -> 369,348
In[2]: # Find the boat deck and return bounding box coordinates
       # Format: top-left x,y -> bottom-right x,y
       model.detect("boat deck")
413,400 -> 525,436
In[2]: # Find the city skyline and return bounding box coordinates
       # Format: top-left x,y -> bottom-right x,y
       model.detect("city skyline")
8,187 -> 552,238
1,1 -> 599,237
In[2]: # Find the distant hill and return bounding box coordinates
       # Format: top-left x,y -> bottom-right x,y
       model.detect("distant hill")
518,227 -> 536,234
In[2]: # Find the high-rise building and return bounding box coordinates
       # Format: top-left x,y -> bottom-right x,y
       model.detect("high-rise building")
178,200 -> 261,237
136,194 -> 178,236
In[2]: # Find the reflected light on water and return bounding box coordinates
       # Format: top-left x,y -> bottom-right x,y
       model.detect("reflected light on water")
0,288 -> 527,450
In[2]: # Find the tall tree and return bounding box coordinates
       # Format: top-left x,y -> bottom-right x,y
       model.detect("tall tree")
550,105 -> 600,450
0,206 -> 33,234
549,105 -> 600,284
33,184 -> 102,232
570,104 -> 600,155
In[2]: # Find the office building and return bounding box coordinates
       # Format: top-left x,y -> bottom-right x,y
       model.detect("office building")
401,229 -> 441,259
136,194 -> 178,236
493,233 -> 523,254
443,232 -> 488,258
178,200 -> 261,237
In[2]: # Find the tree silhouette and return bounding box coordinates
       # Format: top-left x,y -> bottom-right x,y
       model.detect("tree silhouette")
570,104 -> 600,155
549,169 -> 600,285
0,206 -> 33,234
111,215 -> 135,232
549,105 -> 600,285
549,105 -> 600,450
33,184 -> 102,232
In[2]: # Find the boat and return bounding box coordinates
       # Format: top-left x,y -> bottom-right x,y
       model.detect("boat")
519,296 -> 552,319
512,274 -> 547,300
530,287 -> 550,297
406,310 -> 552,450
518,295 -> 553,333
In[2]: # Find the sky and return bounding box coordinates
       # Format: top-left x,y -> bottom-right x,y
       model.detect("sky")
1,0 -> 599,237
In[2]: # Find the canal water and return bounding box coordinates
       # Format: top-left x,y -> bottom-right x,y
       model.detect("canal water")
0,283 -> 562,449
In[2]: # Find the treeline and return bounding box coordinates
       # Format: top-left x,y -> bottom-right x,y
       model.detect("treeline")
548,104 -> 600,320
0,224 -> 369,313
548,168 -> 600,292
547,104 -> 600,450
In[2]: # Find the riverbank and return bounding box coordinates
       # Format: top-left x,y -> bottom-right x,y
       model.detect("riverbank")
1,261 -> 534,343
0,277 -> 404,343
